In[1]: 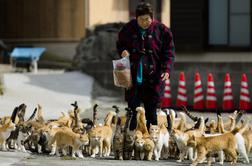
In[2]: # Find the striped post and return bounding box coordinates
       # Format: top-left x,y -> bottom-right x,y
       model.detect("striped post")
239,73 -> 251,110
193,72 -> 204,110
222,73 -> 234,111
160,79 -> 172,108
176,72 -> 187,107
206,73 -> 217,109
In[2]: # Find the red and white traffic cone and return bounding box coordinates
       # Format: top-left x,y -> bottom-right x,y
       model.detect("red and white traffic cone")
193,72 -> 204,110
239,73 -> 251,110
206,73 -> 217,109
160,79 -> 172,108
176,72 -> 187,107
222,73 -> 234,111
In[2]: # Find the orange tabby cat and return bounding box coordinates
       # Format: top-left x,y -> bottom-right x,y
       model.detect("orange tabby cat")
89,111 -> 116,158
143,137 -> 155,160
188,128 -> 240,166
50,129 -> 89,158
135,107 -> 149,138
134,137 -> 145,160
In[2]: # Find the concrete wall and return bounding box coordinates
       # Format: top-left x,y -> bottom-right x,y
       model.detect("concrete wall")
87,0 -> 129,27
161,0 -> 171,27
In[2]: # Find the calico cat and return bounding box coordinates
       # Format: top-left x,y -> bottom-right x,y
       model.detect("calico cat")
6,104 -> 27,149
50,129 -> 89,158
0,119 -> 16,151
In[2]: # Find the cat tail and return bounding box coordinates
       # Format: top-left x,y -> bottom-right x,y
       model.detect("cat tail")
112,105 -> 120,127
104,111 -> 117,127
239,119 -> 249,134
93,104 -> 98,125
217,115 -> 226,133
136,107 -> 149,135
182,106 -> 198,122
74,108 -> 80,127
144,139 -> 154,151
231,127 -> 242,135
177,112 -> 186,131
37,104 -> 45,123
124,107 -> 132,131
11,106 -> 19,123
27,108 -> 37,121
18,103 -> 26,122
169,109 -> 176,129
228,115 -> 236,131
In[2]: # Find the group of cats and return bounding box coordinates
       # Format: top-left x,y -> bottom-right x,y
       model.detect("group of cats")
0,102 -> 252,166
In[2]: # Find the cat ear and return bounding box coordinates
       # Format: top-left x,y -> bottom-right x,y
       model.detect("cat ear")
150,123 -> 152,127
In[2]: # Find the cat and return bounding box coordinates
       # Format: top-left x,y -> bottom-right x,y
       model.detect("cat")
88,111 -> 116,158
123,130 -> 135,160
188,127 -> 240,166
134,136 -> 154,161
6,104 -> 27,149
50,129 -> 89,158
171,117 -> 205,162
216,116 -> 249,164
243,126 -> 252,154
149,124 -> 169,160
143,137 -> 155,160
135,107 -> 149,138
0,119 -> 16,151
113,118 -> 124,160
41,125 -> 72,155
16,123 -> 32,153
134,137 -> 145,160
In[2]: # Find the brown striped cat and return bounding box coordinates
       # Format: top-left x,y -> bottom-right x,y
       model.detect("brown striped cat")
113,111 -> 124,160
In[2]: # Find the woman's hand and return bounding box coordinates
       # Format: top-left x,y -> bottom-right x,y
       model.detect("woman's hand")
121,50 -> 130,57
161,72 -> 169,81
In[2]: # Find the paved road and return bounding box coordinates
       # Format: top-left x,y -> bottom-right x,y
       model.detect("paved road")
5,152 -> 250,166
0,70 -> 93,120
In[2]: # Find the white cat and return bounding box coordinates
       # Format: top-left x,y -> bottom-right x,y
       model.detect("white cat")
149,124 -> 169,160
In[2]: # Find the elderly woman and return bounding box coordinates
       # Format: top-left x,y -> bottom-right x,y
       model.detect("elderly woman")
117,2 -> 175,130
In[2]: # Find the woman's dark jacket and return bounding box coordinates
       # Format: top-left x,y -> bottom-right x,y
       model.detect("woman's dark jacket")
117,19 -> 175,103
